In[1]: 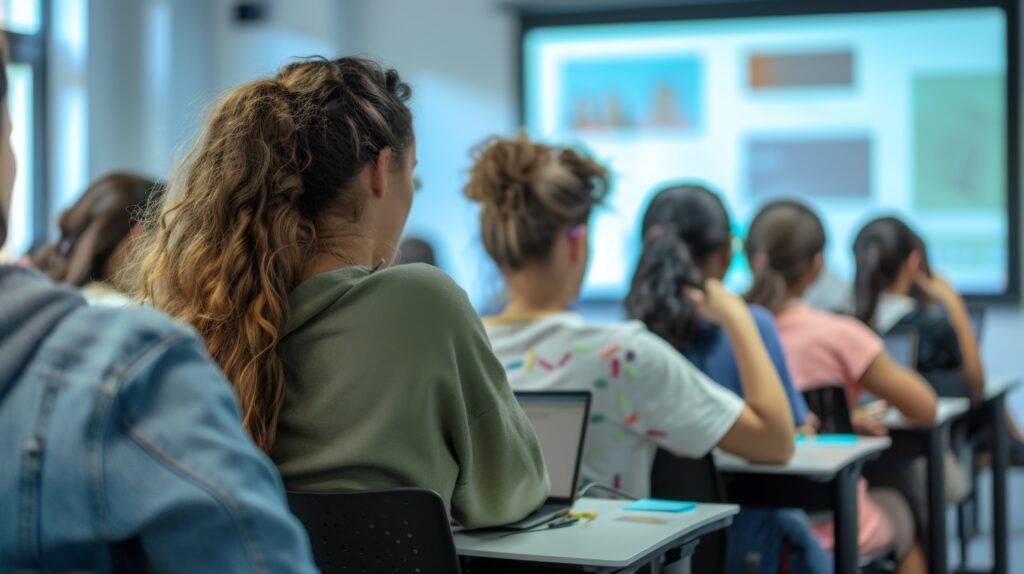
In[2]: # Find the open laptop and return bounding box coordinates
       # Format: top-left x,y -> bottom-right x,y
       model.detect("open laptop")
501,391 -> 592,530
883,329 -> 919,370
857,330 -> 921,406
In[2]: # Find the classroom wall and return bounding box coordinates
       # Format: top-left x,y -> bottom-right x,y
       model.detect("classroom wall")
336,0 -> 519,303
74,0 -> 1024,384
81,0 -> 213,200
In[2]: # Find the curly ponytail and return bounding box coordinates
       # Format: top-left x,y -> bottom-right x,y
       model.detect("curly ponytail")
133,58 -> 413,450
627,184 -> 731,351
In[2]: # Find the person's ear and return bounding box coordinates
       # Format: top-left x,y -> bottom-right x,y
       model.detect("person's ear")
906,249 -> 924,278
808,251 -> 825,283
369,147 -> 393,199
567,224 -> 587,264
719,238 -> 734,274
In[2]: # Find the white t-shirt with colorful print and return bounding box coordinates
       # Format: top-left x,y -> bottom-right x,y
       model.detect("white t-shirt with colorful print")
484,312 -> 745,498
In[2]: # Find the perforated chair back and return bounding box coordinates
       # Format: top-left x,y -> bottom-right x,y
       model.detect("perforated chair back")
651,450 -> 728,573
287,488 -> 461,574
802,385 -> 855,435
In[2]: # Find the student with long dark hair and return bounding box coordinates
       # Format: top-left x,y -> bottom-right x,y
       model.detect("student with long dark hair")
467,134 -> 795,502
853,216 -> 1024,459
135,57 -> 549,528
745,201 -> 936,574
627,184 -> 828,573
852,216 -> 983,395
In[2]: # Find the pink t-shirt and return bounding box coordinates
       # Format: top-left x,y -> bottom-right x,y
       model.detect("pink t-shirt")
774,304 -> 894,556
774,303 -> 884,405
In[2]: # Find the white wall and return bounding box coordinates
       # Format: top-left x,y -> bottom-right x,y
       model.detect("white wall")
341,0 -> 519,303
77,0 -> 214,197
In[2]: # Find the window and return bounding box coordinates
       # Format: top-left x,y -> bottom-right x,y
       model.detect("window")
1,0 -> 44,259
0,0 -> 42,36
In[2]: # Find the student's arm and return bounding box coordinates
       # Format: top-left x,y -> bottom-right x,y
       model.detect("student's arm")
917,274 -> 985,400
106,330 -> 317,573
414,269 -> 549,528
751,306 -> 811,428
691,281 -> 795,463
859,352 -> 937,426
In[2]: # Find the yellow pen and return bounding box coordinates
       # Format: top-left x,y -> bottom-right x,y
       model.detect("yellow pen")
565,511 -> 598,521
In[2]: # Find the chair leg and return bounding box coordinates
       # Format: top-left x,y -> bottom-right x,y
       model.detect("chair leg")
958,499 -> 971,566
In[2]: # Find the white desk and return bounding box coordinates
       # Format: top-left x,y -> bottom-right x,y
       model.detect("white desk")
715,437 -> 890,574
883,396 -> 970,429
714,437 -> 891,479
985,376 -> 1020,400
454,497 -> 738,571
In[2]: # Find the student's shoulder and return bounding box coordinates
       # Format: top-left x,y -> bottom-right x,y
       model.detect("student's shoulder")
748,304 -> 778,331
369,263 -> 465,300
362,264 -> 474,318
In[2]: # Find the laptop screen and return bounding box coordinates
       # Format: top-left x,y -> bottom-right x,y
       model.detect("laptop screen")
883,331 -> 918,369
515,392 -> 590,501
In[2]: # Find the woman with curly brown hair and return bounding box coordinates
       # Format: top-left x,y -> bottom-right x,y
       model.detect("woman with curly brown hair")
134,57 -> 549,529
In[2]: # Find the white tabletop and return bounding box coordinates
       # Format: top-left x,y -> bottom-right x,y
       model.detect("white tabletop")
985,376 -> 1021,400
454,497 -> 738,568
714,436 -> 891,479
884,397 -> 970,429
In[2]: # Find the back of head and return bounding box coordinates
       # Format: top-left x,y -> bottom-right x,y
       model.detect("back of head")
627,184 -> 731,351
134,56 -> 414,451
32,173 -> 162,286
744,201 -> 826,313
464,133 -> 608,270
396,237 -> 437,266
852,216 -> 920,324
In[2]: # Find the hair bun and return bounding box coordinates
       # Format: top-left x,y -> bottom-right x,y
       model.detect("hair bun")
465,134 -> 552,218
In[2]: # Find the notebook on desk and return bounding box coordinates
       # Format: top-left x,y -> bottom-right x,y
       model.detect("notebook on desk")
500,391 -> 592,530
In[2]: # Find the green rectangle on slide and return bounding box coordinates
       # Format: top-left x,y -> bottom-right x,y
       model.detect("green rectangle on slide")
913,74 -> 1005,211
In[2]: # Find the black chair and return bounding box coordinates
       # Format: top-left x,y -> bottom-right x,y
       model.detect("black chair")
801,385 -> 855,435
650,450 -> 736,573
287,488 -> 461,574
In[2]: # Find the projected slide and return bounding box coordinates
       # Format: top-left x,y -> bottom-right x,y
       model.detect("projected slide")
523,6 -> 1009,298
561,55 -> 703,134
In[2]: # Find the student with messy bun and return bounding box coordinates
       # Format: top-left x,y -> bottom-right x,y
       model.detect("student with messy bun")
468,134 -> 795,501
627,184 -> 828,573
135,57 -> 549,529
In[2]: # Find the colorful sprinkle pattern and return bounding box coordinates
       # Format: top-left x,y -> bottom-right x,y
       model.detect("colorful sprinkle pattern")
509,340 -> 665,491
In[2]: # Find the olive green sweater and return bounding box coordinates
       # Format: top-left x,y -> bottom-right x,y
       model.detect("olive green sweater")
272,263 -> 550,528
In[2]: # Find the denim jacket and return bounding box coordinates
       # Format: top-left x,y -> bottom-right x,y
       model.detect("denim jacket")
0,266 -> 317,573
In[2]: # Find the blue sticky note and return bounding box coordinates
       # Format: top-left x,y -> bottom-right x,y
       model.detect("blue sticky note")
622,499 -> 697,513
798,434 -> 859,445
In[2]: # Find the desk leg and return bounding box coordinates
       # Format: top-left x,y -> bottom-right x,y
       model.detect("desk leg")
991,394 -> 1009,574
926,428 -> 947,574
833,465 -> 859,574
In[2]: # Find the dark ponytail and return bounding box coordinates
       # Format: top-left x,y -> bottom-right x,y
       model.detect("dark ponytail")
627,184 -> 731,351
852,217 -> 920,325
744,201 -> 826,314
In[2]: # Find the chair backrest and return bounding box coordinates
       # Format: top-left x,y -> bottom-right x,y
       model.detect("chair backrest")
801,385 -> 855,435
650,450 -> 728,573
287,488 -> 461,574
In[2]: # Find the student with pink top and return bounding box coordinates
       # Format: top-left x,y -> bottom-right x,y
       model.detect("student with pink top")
743,201 -> 937,574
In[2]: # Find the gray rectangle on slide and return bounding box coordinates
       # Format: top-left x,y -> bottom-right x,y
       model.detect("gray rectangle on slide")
747,137 -> 871,199
749,51 -> 854,89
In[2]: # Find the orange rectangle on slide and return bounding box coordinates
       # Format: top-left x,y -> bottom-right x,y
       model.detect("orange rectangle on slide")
749,50 -> 854,89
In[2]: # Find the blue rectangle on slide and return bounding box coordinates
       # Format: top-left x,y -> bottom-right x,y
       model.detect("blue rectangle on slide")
747,136 -> 871,199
